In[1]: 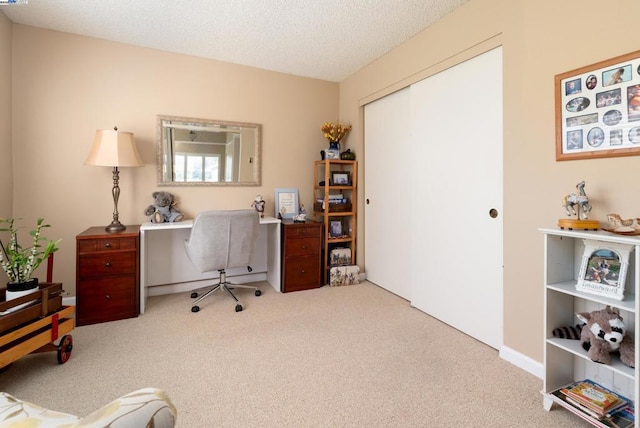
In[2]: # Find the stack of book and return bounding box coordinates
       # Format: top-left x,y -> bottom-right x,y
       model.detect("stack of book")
549,379 -> 634,427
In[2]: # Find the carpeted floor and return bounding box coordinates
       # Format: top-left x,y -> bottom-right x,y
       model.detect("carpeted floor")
0,281 -> 589,427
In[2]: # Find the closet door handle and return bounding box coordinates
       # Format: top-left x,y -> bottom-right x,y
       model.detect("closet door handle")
489,208 -> 498,218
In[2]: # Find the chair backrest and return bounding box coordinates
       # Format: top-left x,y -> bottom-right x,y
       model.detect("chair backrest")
184,209 -> 259,273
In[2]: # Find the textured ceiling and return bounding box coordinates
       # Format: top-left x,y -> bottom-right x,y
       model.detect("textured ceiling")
1,0 -> 469,82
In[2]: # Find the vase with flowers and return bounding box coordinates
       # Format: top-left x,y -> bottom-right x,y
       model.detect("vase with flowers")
0,217 -> 60,308
321,121 -> 352,159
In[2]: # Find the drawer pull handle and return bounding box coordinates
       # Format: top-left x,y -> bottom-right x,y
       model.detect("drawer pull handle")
105,262 -> 111,268
105,294 -> 111,300
301,269 -> 305,274
105,242 -> 111,248
301,245 -> 307,249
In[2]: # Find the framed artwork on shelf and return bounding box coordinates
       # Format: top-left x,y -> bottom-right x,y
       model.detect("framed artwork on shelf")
331,172 -> 350,186
556,49 -> 640,161
576,239 -> 633,300
329,220 -> 343,238
274,188 -> 299,219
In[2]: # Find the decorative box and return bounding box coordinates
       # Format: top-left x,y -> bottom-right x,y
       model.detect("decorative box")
330,248 -> 351,266
329,265 -> 360,287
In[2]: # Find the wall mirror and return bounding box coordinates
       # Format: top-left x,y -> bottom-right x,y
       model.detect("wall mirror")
157,114 -> 261,186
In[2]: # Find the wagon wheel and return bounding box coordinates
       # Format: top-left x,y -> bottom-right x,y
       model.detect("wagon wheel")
57,335 -> 73,364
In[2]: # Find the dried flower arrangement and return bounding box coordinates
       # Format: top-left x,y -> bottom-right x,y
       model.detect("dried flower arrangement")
321,121 -> 352,143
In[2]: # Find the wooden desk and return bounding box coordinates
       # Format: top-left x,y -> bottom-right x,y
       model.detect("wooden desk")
139,216 -> 281,313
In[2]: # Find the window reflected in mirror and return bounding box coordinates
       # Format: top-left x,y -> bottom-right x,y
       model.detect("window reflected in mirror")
157,115 -> 261,186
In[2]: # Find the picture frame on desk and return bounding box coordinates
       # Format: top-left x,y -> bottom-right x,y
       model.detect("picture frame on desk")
576,239 -> 633,300
274,188 -> 299,219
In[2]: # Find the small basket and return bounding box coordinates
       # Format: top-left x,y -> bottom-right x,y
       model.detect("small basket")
314,202 -> 352,213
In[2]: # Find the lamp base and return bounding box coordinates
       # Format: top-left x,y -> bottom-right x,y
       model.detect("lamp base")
105,221 -> 126,233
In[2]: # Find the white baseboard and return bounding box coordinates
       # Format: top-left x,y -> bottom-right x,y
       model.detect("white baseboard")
63,296 -> 76,306
500,345 -> 543,379
148,272 -> 268,297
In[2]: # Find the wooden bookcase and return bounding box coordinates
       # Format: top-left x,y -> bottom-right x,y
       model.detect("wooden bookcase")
540,228 -> 638,426
313,160 -> 357,283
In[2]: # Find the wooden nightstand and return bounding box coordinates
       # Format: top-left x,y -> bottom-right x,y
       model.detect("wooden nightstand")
281,220 -> 321,292
75,226 -> 140,326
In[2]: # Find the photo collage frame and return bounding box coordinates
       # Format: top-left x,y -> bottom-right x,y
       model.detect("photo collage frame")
556,49 -> 640,160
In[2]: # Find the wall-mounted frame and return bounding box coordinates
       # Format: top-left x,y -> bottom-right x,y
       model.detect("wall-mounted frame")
576,239 -> 633,300
274,188 -> 299,219
556,49 -> 640,161
331,172 -> 350,186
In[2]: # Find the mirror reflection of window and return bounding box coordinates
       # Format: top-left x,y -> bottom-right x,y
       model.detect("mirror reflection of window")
174,153 -> 220,182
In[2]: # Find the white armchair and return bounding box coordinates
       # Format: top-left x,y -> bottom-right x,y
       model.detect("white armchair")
0,387 -> 176,427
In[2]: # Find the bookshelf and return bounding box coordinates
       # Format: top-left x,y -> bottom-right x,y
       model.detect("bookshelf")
540,228 -> 638,426
313,160 -> 357,283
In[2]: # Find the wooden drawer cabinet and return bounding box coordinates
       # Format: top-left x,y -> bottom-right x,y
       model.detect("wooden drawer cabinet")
76,226 -> 140,326
281,221 -> 321,292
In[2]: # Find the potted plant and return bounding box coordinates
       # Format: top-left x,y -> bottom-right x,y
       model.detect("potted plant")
0,217 -> 60,296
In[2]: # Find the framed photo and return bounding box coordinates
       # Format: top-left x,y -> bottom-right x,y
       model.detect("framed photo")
332,172 -> 350,186
329,220 -> 343,238
576,239 -> 633,300
556,49 -> 640,160
274,188 -> 299,219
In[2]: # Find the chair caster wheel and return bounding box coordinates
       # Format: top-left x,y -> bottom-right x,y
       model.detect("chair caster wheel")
191,292 -> 198,298
191,306 -> 200,313
235,304 -> 243,312
255,290 -> 262,296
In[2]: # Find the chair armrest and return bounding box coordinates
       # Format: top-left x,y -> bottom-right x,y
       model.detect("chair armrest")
74,388 -> 176,428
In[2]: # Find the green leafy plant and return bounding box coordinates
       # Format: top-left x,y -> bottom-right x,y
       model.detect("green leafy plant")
0,217 -> 60,283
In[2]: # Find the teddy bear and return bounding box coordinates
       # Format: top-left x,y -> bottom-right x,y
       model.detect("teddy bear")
144,191 -> 184,223
576,305 -> 634,368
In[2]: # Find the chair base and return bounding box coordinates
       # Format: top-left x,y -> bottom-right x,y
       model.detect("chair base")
190,269 -> 261,312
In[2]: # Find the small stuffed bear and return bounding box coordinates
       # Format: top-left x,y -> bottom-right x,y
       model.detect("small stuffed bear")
144,191 -> 184,223
576,305 -> 634,368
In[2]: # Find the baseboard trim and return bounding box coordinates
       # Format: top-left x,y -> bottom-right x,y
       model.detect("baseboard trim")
500,345 -> 543,379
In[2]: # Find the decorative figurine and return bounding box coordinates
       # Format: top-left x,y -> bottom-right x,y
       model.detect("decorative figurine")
251,195 -> 265,218
293,204 -> 307,223
558,181 -> 598,231
605,213 -> 640,234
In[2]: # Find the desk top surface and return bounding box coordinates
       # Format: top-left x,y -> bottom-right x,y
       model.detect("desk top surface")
140,216 -> 280,231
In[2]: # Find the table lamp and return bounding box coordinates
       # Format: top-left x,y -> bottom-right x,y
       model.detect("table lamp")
85,126 -> 143,232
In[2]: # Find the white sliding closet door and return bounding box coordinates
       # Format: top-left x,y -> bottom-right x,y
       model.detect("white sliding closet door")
410,47 -> 503,349
364,87 -> 412,299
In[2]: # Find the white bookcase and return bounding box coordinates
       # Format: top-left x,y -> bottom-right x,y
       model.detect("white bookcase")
540,228 -> 639,425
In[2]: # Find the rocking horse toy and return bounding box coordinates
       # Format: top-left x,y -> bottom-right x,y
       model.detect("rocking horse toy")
558,181 -> 599,230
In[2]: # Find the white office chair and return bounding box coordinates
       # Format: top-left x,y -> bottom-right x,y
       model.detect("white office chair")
184,209 -> 262,313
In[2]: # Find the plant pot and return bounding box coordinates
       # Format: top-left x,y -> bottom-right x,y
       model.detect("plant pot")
5,278 -> 39,313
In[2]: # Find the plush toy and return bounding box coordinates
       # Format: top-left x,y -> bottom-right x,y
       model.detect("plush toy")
576,305 -> 634,368
144,191 -> 184,223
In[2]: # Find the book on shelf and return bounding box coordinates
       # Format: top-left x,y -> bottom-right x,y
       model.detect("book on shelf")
561,379 -> 631,418
548,380 -> 634,428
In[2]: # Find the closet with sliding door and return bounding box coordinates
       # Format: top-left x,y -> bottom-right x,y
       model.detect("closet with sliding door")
364,46 -> 504,349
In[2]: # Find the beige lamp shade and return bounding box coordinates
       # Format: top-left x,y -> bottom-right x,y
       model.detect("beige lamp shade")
85,128 -> 144,167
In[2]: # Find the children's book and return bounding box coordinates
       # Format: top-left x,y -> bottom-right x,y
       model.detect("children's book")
561,379 -> 627,416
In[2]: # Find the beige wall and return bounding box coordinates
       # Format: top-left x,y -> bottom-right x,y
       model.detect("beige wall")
7,24 -> 338,294
0,12 -> 12,222
340,0 -> 640,362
